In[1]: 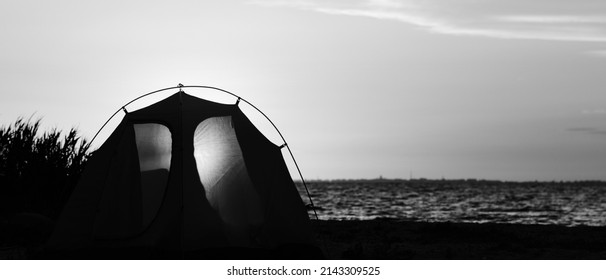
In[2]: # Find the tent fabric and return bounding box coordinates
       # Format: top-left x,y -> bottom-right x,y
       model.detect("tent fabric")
46,92 -> 313,256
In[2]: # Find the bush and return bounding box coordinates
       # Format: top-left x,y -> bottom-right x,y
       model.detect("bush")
0,118 -> 91,220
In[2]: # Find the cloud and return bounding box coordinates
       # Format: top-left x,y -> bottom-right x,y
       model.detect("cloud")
567,127 -> 596,132
567,127 -> 606,135
252,0 -> 606,42
495,15 -> 606,24
586,50 -> 606,57
582,109 -> 606,114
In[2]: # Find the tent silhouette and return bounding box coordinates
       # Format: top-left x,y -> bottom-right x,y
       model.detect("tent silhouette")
45,86 -> 319,259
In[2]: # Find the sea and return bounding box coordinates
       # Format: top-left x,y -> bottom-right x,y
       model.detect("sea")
296,180 -> 606,227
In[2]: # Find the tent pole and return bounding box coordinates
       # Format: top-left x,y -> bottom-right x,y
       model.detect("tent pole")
178,91 -> 185,259
88,85 -> 182,147
89,108 -> 124,147
282,144 -> 319,220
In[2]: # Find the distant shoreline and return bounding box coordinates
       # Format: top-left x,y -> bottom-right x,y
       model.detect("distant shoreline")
296,178 -> 606,185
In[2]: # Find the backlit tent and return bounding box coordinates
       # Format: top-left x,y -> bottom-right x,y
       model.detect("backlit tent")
45,86 -> 317,259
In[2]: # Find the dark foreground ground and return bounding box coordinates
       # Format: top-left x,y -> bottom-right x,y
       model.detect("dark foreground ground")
312,219 -> 606,259
2,216 -> 606,259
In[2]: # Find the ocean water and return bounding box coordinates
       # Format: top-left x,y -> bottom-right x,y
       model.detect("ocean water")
296,180 -> 606,227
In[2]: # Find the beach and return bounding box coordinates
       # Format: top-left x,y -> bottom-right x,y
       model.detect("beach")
312,219 -> 606,259
2,217 -> 606,259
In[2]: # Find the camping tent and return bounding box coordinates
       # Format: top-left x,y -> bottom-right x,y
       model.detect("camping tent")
45,88 -> 317,259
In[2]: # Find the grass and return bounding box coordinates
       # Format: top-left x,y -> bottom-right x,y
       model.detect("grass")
0,117 -> 91,220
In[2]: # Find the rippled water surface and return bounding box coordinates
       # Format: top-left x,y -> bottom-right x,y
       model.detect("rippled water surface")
297,181 -> 606,226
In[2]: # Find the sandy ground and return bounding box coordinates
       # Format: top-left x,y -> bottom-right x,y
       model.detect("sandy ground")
3,216 -> 606,259
312,219 -> 606,259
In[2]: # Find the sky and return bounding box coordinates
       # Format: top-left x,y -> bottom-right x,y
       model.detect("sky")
1,0 -> 605,181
